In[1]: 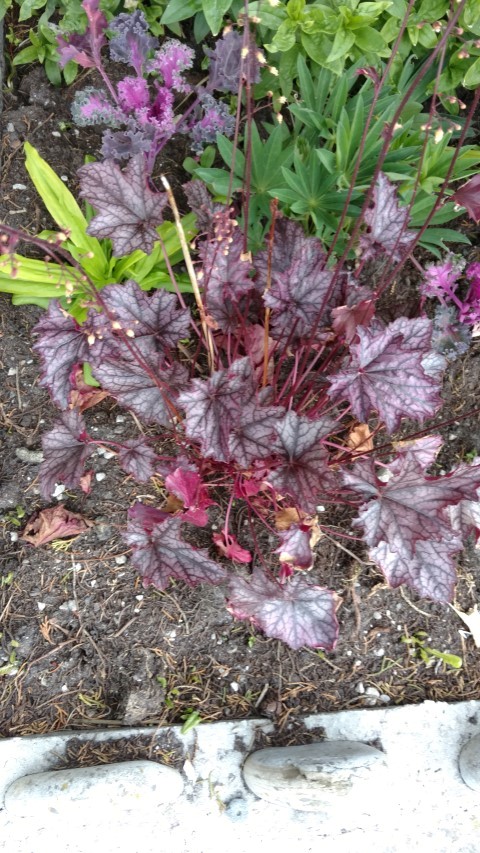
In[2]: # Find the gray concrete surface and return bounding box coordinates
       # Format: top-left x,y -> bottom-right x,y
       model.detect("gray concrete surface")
2,700 -> 480,853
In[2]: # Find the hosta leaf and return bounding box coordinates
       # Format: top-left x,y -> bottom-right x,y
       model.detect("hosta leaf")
33,302 -> 91,409
100,281 -> 191,352
126,515 -> 227,590
228,403 -> 285,467
370,537 -> 460,602
360,173 -> 415,261
92,352 -> 188,426
227,570 -> 339,650
268,412 -> 335,512
117,437 -> 156,482
328,317 -> 443,433
344,456 -> 480,561
179,357 -> 256,462
40,410 -> 93,499
78,155 -> 167,256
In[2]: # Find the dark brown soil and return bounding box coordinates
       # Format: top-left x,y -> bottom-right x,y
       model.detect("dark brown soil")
1,67 -> 480,739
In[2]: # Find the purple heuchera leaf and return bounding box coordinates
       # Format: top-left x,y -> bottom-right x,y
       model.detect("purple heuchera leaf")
128,502 -> 168,531
33,302 -> 91,409
99,280 -> 191,353
100,125 -> 152,161
328,317 -> 444,433
276,524 -> 314,569
228,402 -> 285,467
92,352 -> 188,427
78,155 -> 167,256
125,515 -> 227,590
344,456 -> 480,562
183,179 -> 226,234
39,410 -> 93,499
227,570 -> 339,650
369,537 -> 460,602
450,174 -> 480,223
263,241 -> 339,344
391,435 -> 443,472
201,225 -> 257,331
206,30 -> 261,93
165,466 -> 214,527
359,173 -> 415,262
267,412 -> 336,512
149,39 -> 194,92
254,220 -> 326,289
117,437 -> 156,482
179,357 -> 256,462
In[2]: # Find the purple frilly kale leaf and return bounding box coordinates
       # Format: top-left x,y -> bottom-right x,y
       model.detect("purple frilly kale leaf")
344,456 -> 480,562
254,219 -> 326,289
228,402 -> 285,467
227,570 -> 339,650
149,39 -> 194,92
91,351 -> 188,427
263,236 -> 339,344
125,514 -> 227,590
460,263 -> 480,326
183,180 -> 226,235
71,87 -> 121,128
206,30 -> 261,94
108,10 -> 158,71
100,125 -> 152,162
78,155 -> 167,255
450,174 -> 480,223
267,412 -> 336,512
328,317 -> 444,433
178,357 -> 256,462
276,524 -> 315,570
33,302 -> 91,409
39,410 -> 93,500
359,173 -> 415,262
190,93 -> 235,154
99,280 -> 191,353
117,77 -> 150,112
117,437 -> 156,482
420,255 -> 464,305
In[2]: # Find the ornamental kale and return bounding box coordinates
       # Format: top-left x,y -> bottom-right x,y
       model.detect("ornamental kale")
32,172 -> 480,651
62,3 -> 241,170
421,256 -> 480,338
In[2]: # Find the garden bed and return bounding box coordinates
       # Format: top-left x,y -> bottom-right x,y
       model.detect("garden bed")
1,62 -> 480,739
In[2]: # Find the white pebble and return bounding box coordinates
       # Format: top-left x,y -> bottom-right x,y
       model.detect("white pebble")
355,682 -> 365,694
374,648 -> 385,657
230,682 -> 239,692
115,555 -> 127,565
52,483 -> 66,499
373,611 -> 382,620
7,367 -> 17,376
95,472 -> 106,482
9,531 -> 18,543
61,684 -> 68,693
135,595 -> 144,602
12,183 -> 27,190
51,131 -> 61,137
7,122 -> 15,132
37,602 -> 46,612
60,175 -> 69,182
115,415 -> 125,423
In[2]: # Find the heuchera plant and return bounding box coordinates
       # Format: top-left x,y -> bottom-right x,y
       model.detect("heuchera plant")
29,163 -> 480,651
58,1 -> 257,171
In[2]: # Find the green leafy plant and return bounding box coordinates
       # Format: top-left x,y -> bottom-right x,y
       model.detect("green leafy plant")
160,0 -> 244,39
0,143 -> 196,321
192,57 -> 480,256
0,638 -> 20,677
402,630 -> 463,669
246,0 -> 480,102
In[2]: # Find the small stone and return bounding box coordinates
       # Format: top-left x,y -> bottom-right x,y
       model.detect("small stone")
121,685 -> 165,725
373,611 -> 382,620
115,415 -> 126,423
12,183 -> 27,190
9,532 -> 18,543
459,734 -> 480,790
7,123 -> 15,132
51,131 -> 61,137
37,602 -> 46,612
60,175 -> 69,182
115,555 -> 128,566
230,681 -> 239,692
243,741 -> 387,812
7,367 -> 17,376
355,682 -> 365,694
59,600 -> 77,613
225,796 -> 248,822
4,760 -> 183,817
95,472 -> 106,482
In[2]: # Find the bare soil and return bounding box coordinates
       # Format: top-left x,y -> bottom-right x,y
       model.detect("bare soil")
1,66 -> 480,741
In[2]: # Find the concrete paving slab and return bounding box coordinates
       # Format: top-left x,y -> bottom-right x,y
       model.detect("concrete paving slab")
1,700 -> 480,853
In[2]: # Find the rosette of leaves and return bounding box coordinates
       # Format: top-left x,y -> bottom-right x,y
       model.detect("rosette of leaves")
32,171 -> 480,651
